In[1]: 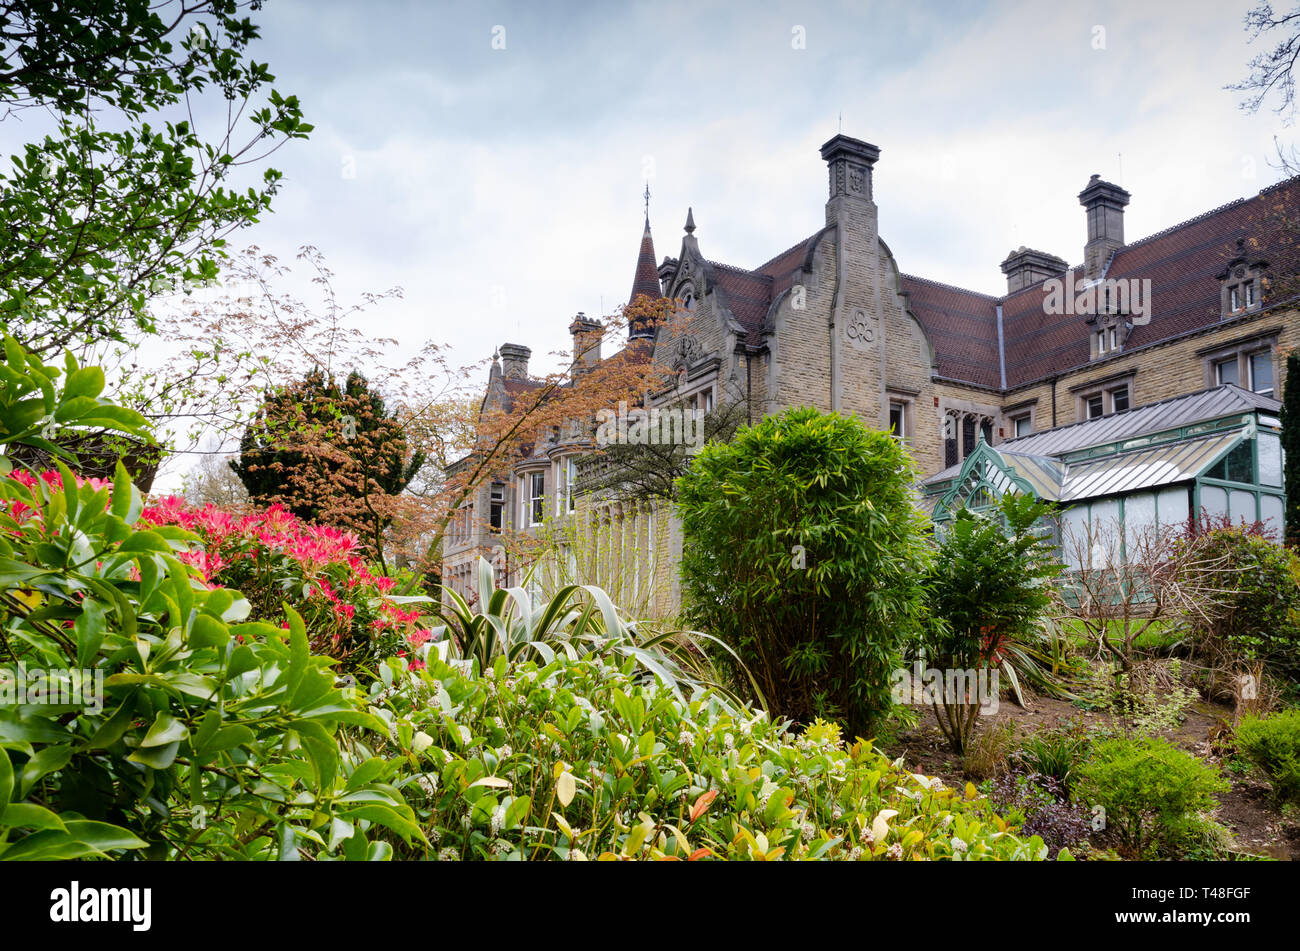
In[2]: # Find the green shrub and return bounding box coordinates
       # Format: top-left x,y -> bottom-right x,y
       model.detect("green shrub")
1014,725 -> 1091,796
676,407 -> 930,738
0,336 -> 420,860
921,494 -> 1060,753
370,647 -> 1052,861
1077,737 -> 1228,858
1186,524 -> 1300,681
1236,709 -> 1300,804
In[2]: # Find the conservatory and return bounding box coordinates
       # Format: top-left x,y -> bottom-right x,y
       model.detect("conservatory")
921,385 -> 1286,566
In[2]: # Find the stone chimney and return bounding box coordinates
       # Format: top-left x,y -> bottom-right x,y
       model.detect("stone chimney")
498,342 -> 530,380
1079,174 -> 1130,279
1000,246 -> 1068,294
569,312 -> 602,374
820,134 -> 881,227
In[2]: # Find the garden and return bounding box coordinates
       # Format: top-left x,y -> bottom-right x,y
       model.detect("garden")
0,1 -> 1297,869
3,346 -> 1299,863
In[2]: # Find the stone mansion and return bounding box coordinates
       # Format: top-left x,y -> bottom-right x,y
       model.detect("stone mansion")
442,133 -> 1299,613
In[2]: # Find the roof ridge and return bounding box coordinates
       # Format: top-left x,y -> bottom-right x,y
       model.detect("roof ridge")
1000,383 -> 1264,447
706,259 -> 773,280
1114,175 -> 1300,255
753,230 -> 824,273
899,272 -> 1000,301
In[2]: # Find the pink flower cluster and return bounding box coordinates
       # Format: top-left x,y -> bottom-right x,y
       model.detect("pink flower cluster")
4,469 -> 112,524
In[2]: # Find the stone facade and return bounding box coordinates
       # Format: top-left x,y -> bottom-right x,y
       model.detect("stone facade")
444,132 -> 1300,618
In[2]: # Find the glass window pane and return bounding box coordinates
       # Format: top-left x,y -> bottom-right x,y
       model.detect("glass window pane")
1157,486 -> 1190,532
1251,352 -> 1274,396
1230,490 -> 1257,525
1087,395 -> 1104,418
1226,441 -> 1254,484
1259,433 -> 1282,487
1061,506 -> 1090,570
1216,358 -> 1238,386
1123,492 -> 1157,558
1090,499 -> 1121,567
1261,494 -> 1284,538
1111,387 -> 1130,413
1200,485 -> 1229,521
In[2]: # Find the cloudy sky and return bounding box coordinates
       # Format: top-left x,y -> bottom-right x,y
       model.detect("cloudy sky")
7,0 -> 1290,484
224,0 -> 1291,379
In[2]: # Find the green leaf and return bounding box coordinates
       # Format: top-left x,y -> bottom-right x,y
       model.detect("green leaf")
141,712 -> 189,747
73,598 -> 106,667
0,748 -> 12,820
19,744 -> 72,798
293,720 -> 338,792
0,803 -> 66,832
62,366 -> 105,401
189,613 -> 229,650
127,740 -> 179,769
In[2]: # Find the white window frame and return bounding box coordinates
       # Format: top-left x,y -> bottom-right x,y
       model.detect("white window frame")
1249,350 -> 1275,397
523,471 -> 545,527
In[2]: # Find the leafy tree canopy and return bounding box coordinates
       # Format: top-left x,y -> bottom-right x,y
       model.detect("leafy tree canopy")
0,0 -> 310,354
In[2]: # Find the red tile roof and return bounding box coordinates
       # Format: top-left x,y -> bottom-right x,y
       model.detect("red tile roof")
899,275 -> 1001,388
995,177 -> 1300,389
630,219 -> 662,303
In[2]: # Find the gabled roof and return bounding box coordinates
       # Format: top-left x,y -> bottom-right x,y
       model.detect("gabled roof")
923,384 -> 1279,508
989,383 -> 1278,458
935,176 -> 1300,390
701,229 -> 830,345
898,275 -> 1001,387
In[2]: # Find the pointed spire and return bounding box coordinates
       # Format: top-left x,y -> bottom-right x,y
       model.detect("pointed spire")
629,209 -> 662,306
684,207 -> 695,234
628,202 -> 663,341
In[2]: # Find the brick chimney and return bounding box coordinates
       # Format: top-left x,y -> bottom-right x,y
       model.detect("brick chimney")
1000,246 -> 1068,294
569,312 -> 602,375
498,342 -> 530,380
1079,174 -> 1130,279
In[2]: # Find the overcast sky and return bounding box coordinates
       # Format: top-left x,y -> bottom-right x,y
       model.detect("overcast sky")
225,0 -> 1291,378
7,0 -> 1292,485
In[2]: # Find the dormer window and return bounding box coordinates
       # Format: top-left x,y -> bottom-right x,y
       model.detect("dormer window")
1217,240 -> 1268,318
1091,318 -> 1124,359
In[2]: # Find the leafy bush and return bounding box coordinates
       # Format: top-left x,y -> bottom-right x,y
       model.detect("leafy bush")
231,368 -> 425,558
677,407 -> 930,738
1185,523 -> 1300,681
922,494 -> 1060,753
987,773 -> 1091,858
1014,725 -> 1091,796
139,494 -> 430,672
1236,709 -> 1300,804
435,557 -> 754,705
369,647 -> 1052,861
0,336 -> 422,860
1077,737 -> 1228,857
0,463 -> 423,859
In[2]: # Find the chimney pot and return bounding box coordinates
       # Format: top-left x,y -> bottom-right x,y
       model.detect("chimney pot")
498,342 -> 531,380
1000,247 -> 1068,294
1078,175 -> 1131,279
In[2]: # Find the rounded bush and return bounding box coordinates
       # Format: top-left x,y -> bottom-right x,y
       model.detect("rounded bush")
675,407 -> 930,738
1236,708 -> 1300,804
1077,736 -> 1228,857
